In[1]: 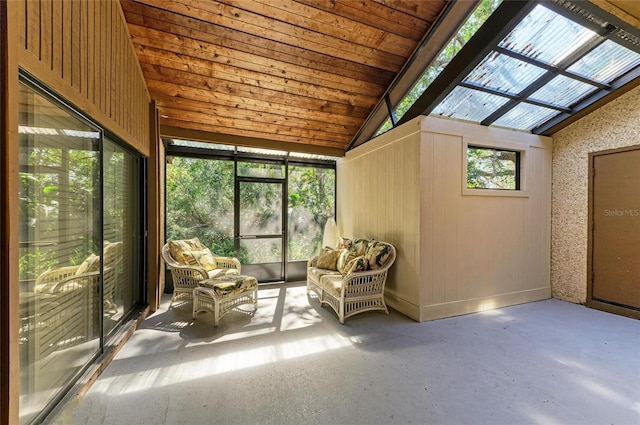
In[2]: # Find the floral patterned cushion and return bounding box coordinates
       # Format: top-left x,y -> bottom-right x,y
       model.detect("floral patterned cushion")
316,247 -> 344,271
350,238 -> 370,257
207,268 -> 240,279
364,241 -> 392,270
168,238 -> 205,264
200,275 -> 258,297
337,249 -> 357,275
345,255 -> 369,274
337,237 -> 353,250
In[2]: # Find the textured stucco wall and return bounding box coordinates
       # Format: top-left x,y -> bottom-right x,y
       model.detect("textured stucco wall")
551,86 -> 640,303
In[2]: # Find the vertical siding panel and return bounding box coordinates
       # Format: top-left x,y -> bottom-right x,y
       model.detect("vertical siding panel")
52,0 -> 63,77
26,0 -> 40,57
101,0 -> 108,115
70,0 -> 80,90
86,0 -> 93,102
109,1 -> 115,119
60,0 -> 71,81
40,0 -> 52,68
18,0 -> 27,49
80,0 -> 88,96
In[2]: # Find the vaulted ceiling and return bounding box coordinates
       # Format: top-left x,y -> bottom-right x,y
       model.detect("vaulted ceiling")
121,0 -> 448,155
121,0 -> 640,156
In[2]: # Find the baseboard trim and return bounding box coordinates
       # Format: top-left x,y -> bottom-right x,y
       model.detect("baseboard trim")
419,287 -> 551,322
385,291 -> 421,322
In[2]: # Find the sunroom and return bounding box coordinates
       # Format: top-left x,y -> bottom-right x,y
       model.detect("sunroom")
1,0 -> 639,424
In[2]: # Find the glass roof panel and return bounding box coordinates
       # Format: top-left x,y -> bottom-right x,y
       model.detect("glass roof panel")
566,39 -> 640,83
464,51 -> 547,94
498,4 -> 597,66
529,75 -> 597,107
432,86 -> 510,123
492,102 -> 560,130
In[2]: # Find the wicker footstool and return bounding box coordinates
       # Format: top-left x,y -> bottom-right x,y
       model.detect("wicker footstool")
193,275 -> 258,326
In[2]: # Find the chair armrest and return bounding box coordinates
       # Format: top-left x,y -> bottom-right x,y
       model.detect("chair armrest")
35,270 -> 100,294
35,266 -> 79,287
214,256 -> 242,273
167,263 -> 209,281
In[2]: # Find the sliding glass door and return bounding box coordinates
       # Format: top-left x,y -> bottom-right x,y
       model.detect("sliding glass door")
18,76 -> 144,424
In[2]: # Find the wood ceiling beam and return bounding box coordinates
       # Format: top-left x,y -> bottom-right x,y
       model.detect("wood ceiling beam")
160,124 -> 346,156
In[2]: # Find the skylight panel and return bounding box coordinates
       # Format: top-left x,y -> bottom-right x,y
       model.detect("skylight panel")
499,4 -> 597,66
465,51 -> 546,94
529,75 -> 597,107
566,39 -> 640,83
492,102 -> 560,130
432,86 -> 509,123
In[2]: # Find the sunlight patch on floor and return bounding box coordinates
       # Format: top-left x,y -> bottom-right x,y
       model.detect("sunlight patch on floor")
90,331 -> 352,396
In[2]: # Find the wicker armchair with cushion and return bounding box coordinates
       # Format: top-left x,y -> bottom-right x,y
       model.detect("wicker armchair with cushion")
307,237 -> 396,323
162,238 -> 242,308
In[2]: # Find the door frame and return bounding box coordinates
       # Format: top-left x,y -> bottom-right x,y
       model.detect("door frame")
235,176 -> 286,283
587,144 -> 640,319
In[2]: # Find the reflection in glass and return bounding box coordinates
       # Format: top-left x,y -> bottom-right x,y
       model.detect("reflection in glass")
103,138 -> 141,336
18,82 -> 101,423
288,166 -> 335,261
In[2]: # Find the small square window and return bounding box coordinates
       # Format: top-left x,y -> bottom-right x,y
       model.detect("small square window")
467,146 -> 520,190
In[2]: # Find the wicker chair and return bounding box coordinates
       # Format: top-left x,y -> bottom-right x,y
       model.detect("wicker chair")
161,239 -> 241,308
307,239 -> 396,323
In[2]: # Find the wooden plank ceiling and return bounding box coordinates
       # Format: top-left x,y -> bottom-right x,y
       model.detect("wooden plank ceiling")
121,0 -> 448,154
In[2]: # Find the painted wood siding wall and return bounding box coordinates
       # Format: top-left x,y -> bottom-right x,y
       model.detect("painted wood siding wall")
338,116 -> 552,322
15,0 -> 150,155
337,125 -> 422,317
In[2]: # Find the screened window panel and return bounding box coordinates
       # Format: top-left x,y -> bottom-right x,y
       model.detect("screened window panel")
566,39 -> 640,83
288,165 -> 335,261
165,157 -> 235,257
465,52 -> 546,95
432,86 -> 510,123
239,182 -> 282,236
237,161 -> 285,178
492,102 -> 560,130
529,75 -> 597,107
499,4 -> 597,66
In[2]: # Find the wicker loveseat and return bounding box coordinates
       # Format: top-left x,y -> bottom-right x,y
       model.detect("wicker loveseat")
307,237 -> 396,323
162,238 -> 242,308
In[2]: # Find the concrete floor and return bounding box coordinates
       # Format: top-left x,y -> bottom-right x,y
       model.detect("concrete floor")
55,282 -> 640,425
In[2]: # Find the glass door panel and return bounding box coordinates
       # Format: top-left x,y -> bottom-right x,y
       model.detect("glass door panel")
18,82 -> 101,424
238,181 -> 284,282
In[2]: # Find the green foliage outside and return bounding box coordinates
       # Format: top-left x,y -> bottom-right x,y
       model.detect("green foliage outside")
467,147 -> 517,189
165,156 -> 335,264
19,145 -> 99,280
378,0 -> 503,135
